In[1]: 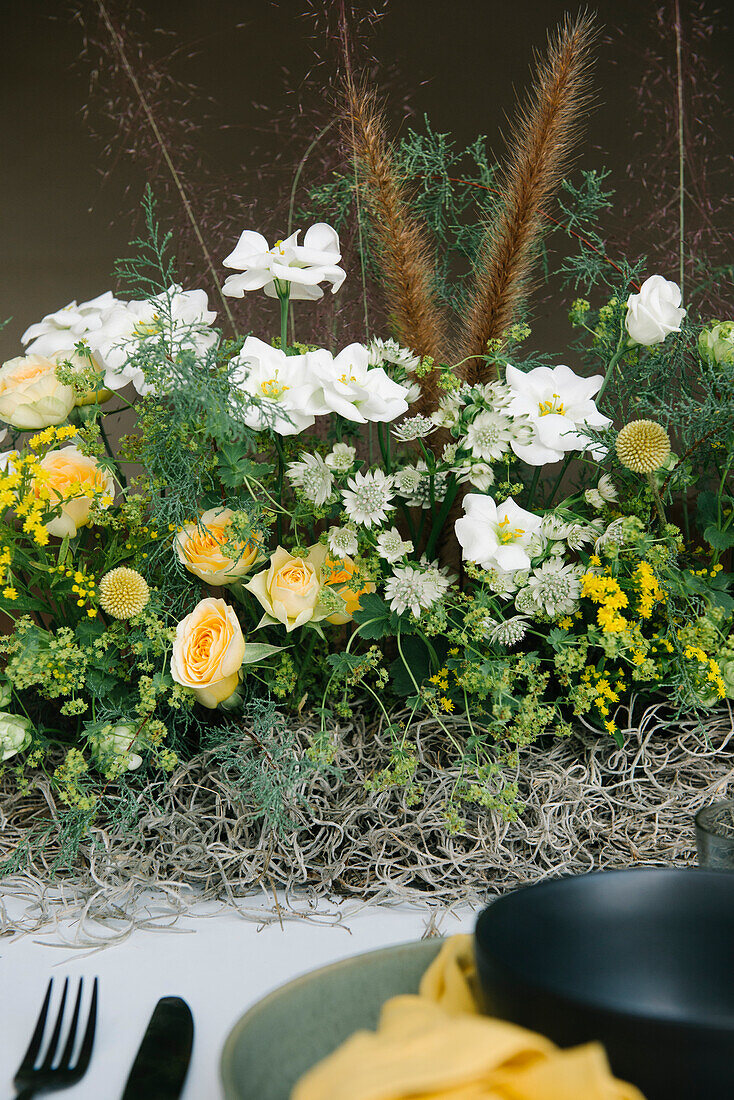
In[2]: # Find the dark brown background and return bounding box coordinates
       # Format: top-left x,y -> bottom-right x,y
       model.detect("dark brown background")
2,0 -> 733,362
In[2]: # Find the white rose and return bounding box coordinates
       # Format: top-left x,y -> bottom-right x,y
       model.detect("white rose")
625,275 -> 686,346
0,712 -> 32,762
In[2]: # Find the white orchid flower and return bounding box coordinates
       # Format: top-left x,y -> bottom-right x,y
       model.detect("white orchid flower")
505,363 -> 611,466
455,494 -> 543,573
222,223 -> 346,301
228,336 -> 317,436
305,343 -> 409,423
22,291 -> 121,358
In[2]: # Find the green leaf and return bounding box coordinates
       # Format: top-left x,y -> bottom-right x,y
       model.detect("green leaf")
326,652 -> 363,674
353,594 -> 393,639
703,524 -> 734,551
696,491 -> 720,529
389,634 -> 432,697
241,642 -> 285,664
217,443 -> 274,488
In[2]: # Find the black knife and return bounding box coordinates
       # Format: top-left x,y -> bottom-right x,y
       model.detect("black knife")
121,996 -> 194,1100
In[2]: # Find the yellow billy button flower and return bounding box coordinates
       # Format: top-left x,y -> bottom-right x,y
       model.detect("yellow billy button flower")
99,567 -> 150,619
616,420 -> 671,473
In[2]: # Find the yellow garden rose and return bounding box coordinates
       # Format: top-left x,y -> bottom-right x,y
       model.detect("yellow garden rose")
323,556 -> 375,625
51,349 -> 112,407
170,597 -> 246,708
245,544 -> 331,632
175,508 -> 259,586
0,354 -> 75,429
34,445 -> 115,538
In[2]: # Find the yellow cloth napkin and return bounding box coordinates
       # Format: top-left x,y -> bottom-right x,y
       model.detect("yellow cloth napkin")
291,935 -> 646,1100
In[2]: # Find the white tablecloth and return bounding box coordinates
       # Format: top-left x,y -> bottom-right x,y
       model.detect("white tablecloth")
0,893 -> 475,1099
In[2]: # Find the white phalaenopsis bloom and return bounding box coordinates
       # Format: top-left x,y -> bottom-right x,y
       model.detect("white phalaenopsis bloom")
342,469 -> 395,528
325,442 -> 356,471
306,344 -> 410,424
455,494 -> 543,573
516,559 -> 584,618
286,453 -> 334,505
375,527 -> 414,563
505,363 -> 611,465
327,526 -> 359,557
221,224 -> 346,301
625,275 -> 686,346
22,291 -> 121,358
384,562 -> 449,617
229,336 -> 317,435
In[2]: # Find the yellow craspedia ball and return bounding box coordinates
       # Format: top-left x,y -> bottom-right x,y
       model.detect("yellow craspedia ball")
616,420 -> 671,474
99,567 -> 150,619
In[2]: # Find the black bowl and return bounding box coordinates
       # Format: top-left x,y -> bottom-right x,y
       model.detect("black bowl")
475,869 -> 734,1099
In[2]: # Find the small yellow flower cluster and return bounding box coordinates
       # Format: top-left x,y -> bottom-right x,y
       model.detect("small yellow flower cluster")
581,571 -> 629,633
28,424 -> 78,451
581,665 -> 628,735
634,561 -> 665,618
683,645 -> 726,698
428,666 -> 456,713
1,452 -> 52,546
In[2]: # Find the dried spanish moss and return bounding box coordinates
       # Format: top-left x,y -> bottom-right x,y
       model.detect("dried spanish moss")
455,12 -> 597,384
1,703 -> 731,942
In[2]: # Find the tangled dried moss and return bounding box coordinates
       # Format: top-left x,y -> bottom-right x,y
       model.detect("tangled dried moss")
1,702 -> 732,942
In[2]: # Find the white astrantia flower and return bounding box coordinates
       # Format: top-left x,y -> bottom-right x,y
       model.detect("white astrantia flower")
597,473 -> 618,502
403,380 -> 422,405
22,291 -> 121,358
222,223 -> 345,301
517,559 -> 584,618
394,461 -> 449,509
455,494 -> 543,573
463,408 -> 520,462
431,394 -> 464,428
585,488 -> 605,509
391,414 -> 436,441
625,275 -> 686,346
325,442 -> 356,471
469,379 -> 514,409
327,526 -> 359,557
375,526 -> 414,563
418,558 -> 454,603
342,469 -> 395,528
286,453 -> 335,505
594,517 -> 628,554
367,337 -> 421,373
457,462 -> 495,492
505,363 -> 611,466
384,563 -> 447,617
306,343 -> 410,424
228,336 -> 317,435
483,615 -> 529,648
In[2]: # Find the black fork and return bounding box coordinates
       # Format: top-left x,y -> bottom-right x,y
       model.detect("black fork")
13,977 -> 98,1099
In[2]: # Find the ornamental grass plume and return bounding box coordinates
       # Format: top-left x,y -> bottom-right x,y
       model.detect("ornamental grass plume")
340,73 -> 448,412
455,12 -> 597,383
99,567 -> 150,619
616,420 -> 671,473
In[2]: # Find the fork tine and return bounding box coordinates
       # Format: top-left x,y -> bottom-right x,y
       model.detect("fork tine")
18,978 -> 54,1071
57,978 -> 84,1070
73,976 -> 98,1076
40,977 -> 69,1070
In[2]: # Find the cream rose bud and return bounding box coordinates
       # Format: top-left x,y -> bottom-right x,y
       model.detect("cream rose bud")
0,354 -> 75,429
170,597 -> 246,708
0,712 -> 32,762
175,508 -> 259,586
245,544 -> 331,632
35,446 -> 115,538
625,275 -> 686,346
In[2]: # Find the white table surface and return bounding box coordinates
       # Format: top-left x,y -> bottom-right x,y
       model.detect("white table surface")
0,892 -> 475,1099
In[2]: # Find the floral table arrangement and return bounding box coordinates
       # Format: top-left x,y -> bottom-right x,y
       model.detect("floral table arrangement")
0,12 -> 732,929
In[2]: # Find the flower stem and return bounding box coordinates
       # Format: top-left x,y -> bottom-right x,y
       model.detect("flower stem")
277,288 -> 291,351
646,472 -> 667,529
597,327 -> 627,403
674,0 -> 686,298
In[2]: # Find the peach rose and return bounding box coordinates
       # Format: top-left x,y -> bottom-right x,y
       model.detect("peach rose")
0,354 -> 75,429
175,508 -> 259,586
245,544 -> 331,632
323,556 -> 375,625
170,597 -> 246,708
35,445 -> 115,538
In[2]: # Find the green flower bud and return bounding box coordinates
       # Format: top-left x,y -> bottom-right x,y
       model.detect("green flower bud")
698,321 -> 734,367
88,722 -> 143,771
0,712 -> 32,762
0,679 -> 12,708
719,657 -> 734,700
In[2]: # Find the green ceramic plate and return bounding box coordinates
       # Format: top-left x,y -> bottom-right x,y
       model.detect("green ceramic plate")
220,939 -> 443,1100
